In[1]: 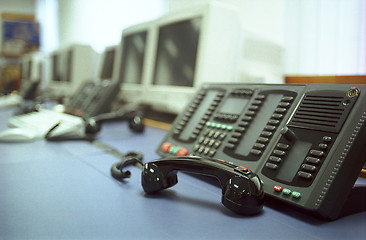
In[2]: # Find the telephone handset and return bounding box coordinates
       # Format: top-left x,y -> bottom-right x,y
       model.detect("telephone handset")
141,156 -> 264,215
157,83 -> 366,219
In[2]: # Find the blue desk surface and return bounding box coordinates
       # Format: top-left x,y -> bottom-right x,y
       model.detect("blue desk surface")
1,108 -> 365,239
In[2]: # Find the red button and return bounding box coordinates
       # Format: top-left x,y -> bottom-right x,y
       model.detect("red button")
161,142 -> 172,153
239,166 -> 250,172
274,185 -> 283,192
176,147 -> 189,156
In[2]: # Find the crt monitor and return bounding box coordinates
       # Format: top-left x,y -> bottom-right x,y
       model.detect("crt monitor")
140,2 -> 244,114
20,52 -> 43,83
50,51 -> 64,82
114,21 -> 151,106
140,2 -> 284,114
18,52 -> 44,99
20,56 -> 32,82
47,44 -> 98,98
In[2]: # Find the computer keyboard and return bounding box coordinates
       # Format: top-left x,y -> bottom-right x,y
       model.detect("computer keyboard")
7,109 -> 84,140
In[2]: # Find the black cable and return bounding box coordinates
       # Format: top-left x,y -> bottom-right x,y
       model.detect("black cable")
110,151 -> 144,181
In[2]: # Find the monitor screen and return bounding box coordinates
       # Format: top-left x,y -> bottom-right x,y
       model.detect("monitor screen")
100,48 -> 116,79
26,59 -> 32,80
152,17 -> 201,87
20,58 -> 32,81
52,53 -> 62,82
65,50 -> 73,82
118,31 -> 147,84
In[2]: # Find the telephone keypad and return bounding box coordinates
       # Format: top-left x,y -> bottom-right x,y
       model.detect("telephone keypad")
193,125 -> 230,157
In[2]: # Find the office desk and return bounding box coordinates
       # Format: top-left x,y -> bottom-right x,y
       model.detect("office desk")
1,108 -> 366,239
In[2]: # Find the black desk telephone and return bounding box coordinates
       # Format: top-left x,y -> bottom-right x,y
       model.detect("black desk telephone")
47,81 -> 144,141
66,81 -> 120,119
156,83 -> 366,219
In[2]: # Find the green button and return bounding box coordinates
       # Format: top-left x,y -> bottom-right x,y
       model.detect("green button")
206,122 -> 212,127
211,123 -> 218,128
216,123 -> 222,129
226,125 -> 234,131
282,189 -> 291,195
292,191 -> 301,199
169,146 -> 179,154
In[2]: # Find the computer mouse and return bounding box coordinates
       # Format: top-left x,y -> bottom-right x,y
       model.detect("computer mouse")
0,128 -> 38,142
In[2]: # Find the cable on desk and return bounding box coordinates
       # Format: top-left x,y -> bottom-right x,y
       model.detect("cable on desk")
110,151 -> 144,181
90,140 -> 144,181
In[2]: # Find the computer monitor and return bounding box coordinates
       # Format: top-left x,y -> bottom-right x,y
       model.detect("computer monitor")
47,44 -> 98,98
20,52 -> 43,83
18,52 -> 44,99
116,2 -> 284,114
19,56 -> 32,82
99,46 -> 116,80
114,21 -> 152,106
140,2 -> 244,114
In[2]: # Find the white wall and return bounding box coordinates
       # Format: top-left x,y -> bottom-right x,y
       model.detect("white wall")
0,0 -> 36,51
284,0 -> 366,75
57,0 -> 167,53
35,0 -> 58,54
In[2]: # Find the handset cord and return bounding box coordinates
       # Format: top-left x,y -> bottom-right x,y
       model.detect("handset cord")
90,140 -> 144,181
110,151 -> 144,181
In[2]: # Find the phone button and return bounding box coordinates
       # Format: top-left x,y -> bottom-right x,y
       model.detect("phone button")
301,164 -> 316,172
265,163 -> 278,170
298,171 -> 312,179
306,157 -> 320,165
310,150 -> 324,158
250,149 -> 262,155
269,156 -> 282,163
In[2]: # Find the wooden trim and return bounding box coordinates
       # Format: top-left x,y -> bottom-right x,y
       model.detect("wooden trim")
144,118 -> 171,131
285,75 -> 366,84
360,169 -> 366,178
1,13 -> 35,21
